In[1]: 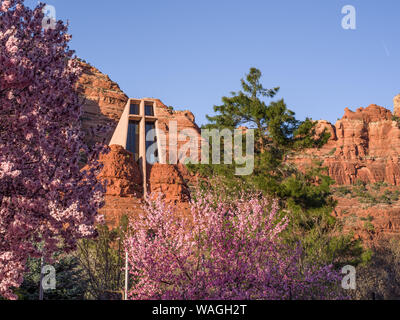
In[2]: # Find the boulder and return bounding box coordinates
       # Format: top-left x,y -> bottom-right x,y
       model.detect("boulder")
98,145 -> 142,197
147,163 -> 191,204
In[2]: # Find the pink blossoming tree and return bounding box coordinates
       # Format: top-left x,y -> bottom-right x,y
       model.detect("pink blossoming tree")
125,194 -> 344,300
0,0 -> 106,299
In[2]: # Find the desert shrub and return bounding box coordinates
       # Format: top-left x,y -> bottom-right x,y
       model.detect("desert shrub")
335,186 -> 352,197
372,182 -> 388,191
350,239 -> 400,300
392,116 -> 400,129
360,215 -> 373,222
358,192 -> 376,204
363,222 -> 375,232
189,67 -> 366,278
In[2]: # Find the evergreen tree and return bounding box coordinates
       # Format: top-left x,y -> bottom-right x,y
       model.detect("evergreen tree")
191,68 -> 367,267
16,255 -> 88,300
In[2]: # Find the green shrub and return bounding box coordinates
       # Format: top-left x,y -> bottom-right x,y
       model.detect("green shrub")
335,186 -> 352,197
364,222 -> 375,232
328,148 -> 336,156
392,116 -> 400,129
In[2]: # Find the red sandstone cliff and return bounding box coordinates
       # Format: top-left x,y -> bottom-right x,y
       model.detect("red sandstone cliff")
98,146 -> 193,227
334,190 -> 400,243
292,100 -> 400,243
76,61 -> 129,145
98,145 -> 143,197
153,99 -> 202,163
75,63 -> 199,226
293,103 -> 400,185
76,61 -> 202,153
77,61 -> 400,243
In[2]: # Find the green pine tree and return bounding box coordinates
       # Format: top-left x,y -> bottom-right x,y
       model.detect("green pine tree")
16,254 -> 88,300
190,67 -> 367,267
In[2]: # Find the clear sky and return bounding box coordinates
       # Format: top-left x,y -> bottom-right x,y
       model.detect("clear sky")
26,0 -> 400,126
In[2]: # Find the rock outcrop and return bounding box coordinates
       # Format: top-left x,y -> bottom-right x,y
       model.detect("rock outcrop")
293,104 -> 400,185
75,63 -> 200,226
292,100 -> 400,244
334,193 -> 400,243
98,145 -> 143,197
98,146 -> 193,226
77,61 -> 400,243
153,99 -> 202,163
147,163 -> 191,204
76,61 -> 128,145
394,94 -> 400,117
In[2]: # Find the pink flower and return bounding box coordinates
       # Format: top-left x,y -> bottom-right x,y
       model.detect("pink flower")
125,193 -> 343,300
0,0 -> 105,300
0,161 -> 20,178
0,1 -> 11,12
5,35 -> 18,53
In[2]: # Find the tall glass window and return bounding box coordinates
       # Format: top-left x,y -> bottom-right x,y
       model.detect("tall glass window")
145,104 -> 154,116
145,122 -> 158,164
130,103 -> 140,115
126,120 -> 140,161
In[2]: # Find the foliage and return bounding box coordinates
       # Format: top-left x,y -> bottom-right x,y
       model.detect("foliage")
189,68 -> 364,268
75,219 -> 127,300
205,68 -> 329,155
15,254 -> 88,300
279,171 -> 365,267
351,238 -> 400,300
363,222 -> 375,232
197,67 -> 330,197
392,115 -> 400,129
125,194 -> 344,300
328,148 -> 336,156
334,186 -> 352,197
336,182 -> 400,206
371,181 -> 388,192
0,0 -> 107,299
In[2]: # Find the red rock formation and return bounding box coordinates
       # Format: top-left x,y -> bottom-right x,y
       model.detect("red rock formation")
147,163 -> 191,204
292,102 -> 400,244
99,196 -> 144,228
334,195 -> 400,243
394,94 -> 400,117
293,104 -> 400,185
153,99 -> 202,163
98,145 -> 143,197
97,146 -> 194,226
76,61 -> 128,145
75,65 -> 200,226
75,62 -> 202,162
78,60 -> 400,244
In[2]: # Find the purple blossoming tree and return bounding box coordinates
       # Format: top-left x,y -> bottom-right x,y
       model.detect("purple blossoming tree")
0,0 -> 106,299
126,194 -> 343,300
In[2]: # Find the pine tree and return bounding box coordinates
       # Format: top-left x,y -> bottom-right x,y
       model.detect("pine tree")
191,68 -> 366,267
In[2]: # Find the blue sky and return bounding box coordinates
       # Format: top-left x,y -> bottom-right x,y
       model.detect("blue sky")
26,0 -> 400,125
